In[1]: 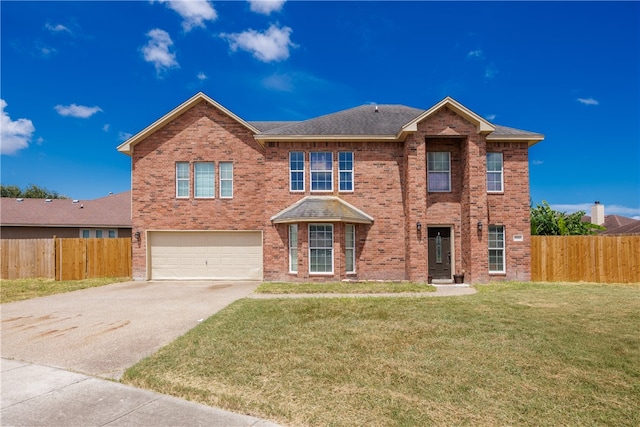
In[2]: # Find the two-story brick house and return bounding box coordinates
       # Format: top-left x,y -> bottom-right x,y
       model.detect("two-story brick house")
118,92 -> 543,284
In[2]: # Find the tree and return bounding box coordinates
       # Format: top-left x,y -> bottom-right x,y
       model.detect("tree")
530,201 -> 604,236
0,184 -> 68,199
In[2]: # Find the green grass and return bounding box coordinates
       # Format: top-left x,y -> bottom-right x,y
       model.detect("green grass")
1,277 -> 130,303
256,281 -> 436,294
122,282 -> 640,426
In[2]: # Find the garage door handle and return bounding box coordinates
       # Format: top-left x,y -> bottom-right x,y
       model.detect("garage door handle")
205,260 -> 208,266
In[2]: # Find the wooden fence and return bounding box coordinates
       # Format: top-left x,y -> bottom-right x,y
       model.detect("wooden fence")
531,235 -> 640,283
1,238 -> 132,280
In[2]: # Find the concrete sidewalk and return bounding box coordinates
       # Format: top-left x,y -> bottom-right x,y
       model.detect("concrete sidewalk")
1,358 -> 281,427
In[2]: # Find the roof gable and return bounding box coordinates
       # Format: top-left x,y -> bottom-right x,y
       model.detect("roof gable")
401,96 -> 495,135
117,93 -> 260,155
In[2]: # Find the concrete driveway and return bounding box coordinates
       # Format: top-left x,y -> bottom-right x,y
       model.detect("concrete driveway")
1,281 -> 259,379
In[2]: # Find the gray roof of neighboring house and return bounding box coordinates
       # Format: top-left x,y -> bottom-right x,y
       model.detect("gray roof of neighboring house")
251,104 -> 541,138
271,196 -> 374,224
0,191 -> 131,228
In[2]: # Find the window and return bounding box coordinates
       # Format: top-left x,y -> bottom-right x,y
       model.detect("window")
176,162 -> 190,198
309,224 -> 333,273
310,152 -> 333,191
195,162 -> 215,198
81,229 -> 90,238
95,230 -> 103,238
339,152 -> 354,192
345,224 -> 355,273
290,152 -> 305,192
489,225 -> 505,273
289,224 -> 298,273
220,162 -> 233,198
487,152 -> 504,192
108,230 -> 117,238
427,152 -> 451,192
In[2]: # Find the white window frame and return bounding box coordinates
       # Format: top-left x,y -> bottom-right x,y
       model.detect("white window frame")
345,224 -> 356,273
309,224 -> 333,274
339,152 -> 354,192
289,152 -> 305,192
310,152 -> 333,192
427,152 -> 451,192
108,229 -> 117,238
220,162 -> 233,198
176,162 -> 190,198
487,152 -> 504,193
289,224 -> 298,273
194,162 -> 215,198
488,225 -> 506,273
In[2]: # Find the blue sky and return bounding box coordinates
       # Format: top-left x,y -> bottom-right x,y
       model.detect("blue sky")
2,1 -> 639,218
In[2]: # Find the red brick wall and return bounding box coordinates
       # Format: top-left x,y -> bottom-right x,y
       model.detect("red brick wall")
130,102 -> 531,283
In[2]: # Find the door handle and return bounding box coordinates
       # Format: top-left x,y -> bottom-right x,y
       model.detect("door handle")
447,252 -> 451,264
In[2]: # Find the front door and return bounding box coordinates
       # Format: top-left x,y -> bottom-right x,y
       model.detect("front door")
428,227 -> 451,279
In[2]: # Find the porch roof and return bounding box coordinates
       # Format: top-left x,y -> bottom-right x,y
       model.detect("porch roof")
270,196 -> 374,224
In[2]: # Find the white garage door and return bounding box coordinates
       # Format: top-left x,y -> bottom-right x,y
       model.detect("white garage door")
149,231 -> 263,280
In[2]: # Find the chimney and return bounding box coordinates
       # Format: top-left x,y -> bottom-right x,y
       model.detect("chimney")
591,201 -> 605,226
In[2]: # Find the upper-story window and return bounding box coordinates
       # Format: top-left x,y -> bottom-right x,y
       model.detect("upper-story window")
195,162 -> 215,198
487,152 -> 504,193
290,152 -> 305,192
176,162 -> 190,198
220,162 -> 233,198
311,152 -> 333,192
427,152 -> 451,192
339,152 -> 354,192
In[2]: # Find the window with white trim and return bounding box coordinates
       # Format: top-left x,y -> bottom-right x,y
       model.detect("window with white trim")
489,225 -> 505,273
487,152 -> 504,193
220,162 -> 233,198
427,152 -> 451,192
345,224 -> 355,273
289,152 -> 304,192
195,162 -> 215,198
108,229 -> 117,238
96,229 -> 103,238
81,229 -> 90,238
176,162 -> 190,198
309,224 -> 333,273
310,152 -> 333,192
339,152 -> 354,192
289,224 -> 298,273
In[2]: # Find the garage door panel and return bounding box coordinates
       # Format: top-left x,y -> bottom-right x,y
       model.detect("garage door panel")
149,231 -> 263,280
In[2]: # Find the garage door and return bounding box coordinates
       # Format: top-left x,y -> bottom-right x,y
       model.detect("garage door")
148,231 -> 263,280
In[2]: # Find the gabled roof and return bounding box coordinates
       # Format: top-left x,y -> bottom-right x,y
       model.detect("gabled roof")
117,92 -> 260,155
270,196 -> 374,224
0,191 -> 131,228
582,214 -> 640,235
401,96 -> 495,135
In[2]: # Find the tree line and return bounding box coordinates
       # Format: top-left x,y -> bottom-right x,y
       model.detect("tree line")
1,184 -> 68,199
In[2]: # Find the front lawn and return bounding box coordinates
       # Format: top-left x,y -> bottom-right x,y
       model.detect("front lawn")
122,282 -> 640,426
0,277 -> 130,303
256,281 -> 436,294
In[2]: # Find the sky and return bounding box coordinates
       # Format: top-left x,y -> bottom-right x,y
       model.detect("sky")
2,1 -> 639,219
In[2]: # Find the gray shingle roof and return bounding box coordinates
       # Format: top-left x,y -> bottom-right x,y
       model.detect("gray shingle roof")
271,196 -> 374,224
258,104 -> 425,136
489,125 -> 544,138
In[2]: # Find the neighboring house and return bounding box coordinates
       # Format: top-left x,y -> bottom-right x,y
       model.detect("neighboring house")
583,202 -> 640,235
118,93 -> 544,283
0,191 -> 132,239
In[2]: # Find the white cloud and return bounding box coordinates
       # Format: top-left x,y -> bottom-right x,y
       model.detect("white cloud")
119,131 -> 133,142
197,72 -> 207,81
550,203 -> 640,218
485,114 -> 496,121
249,0 -> 286,15
222,24 -> 296,62
1,100 -> 35,155
577,97 -> 599,106
484,64 -> 498,79
531,159 -> 544,165
54,104 -> 102,118
262,73 -> 294,92
157,0 -> 217,31
103,124 -> 111,132
142,29 -> 179,74
467,49 -> 483,58
45,23 -> 71,33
